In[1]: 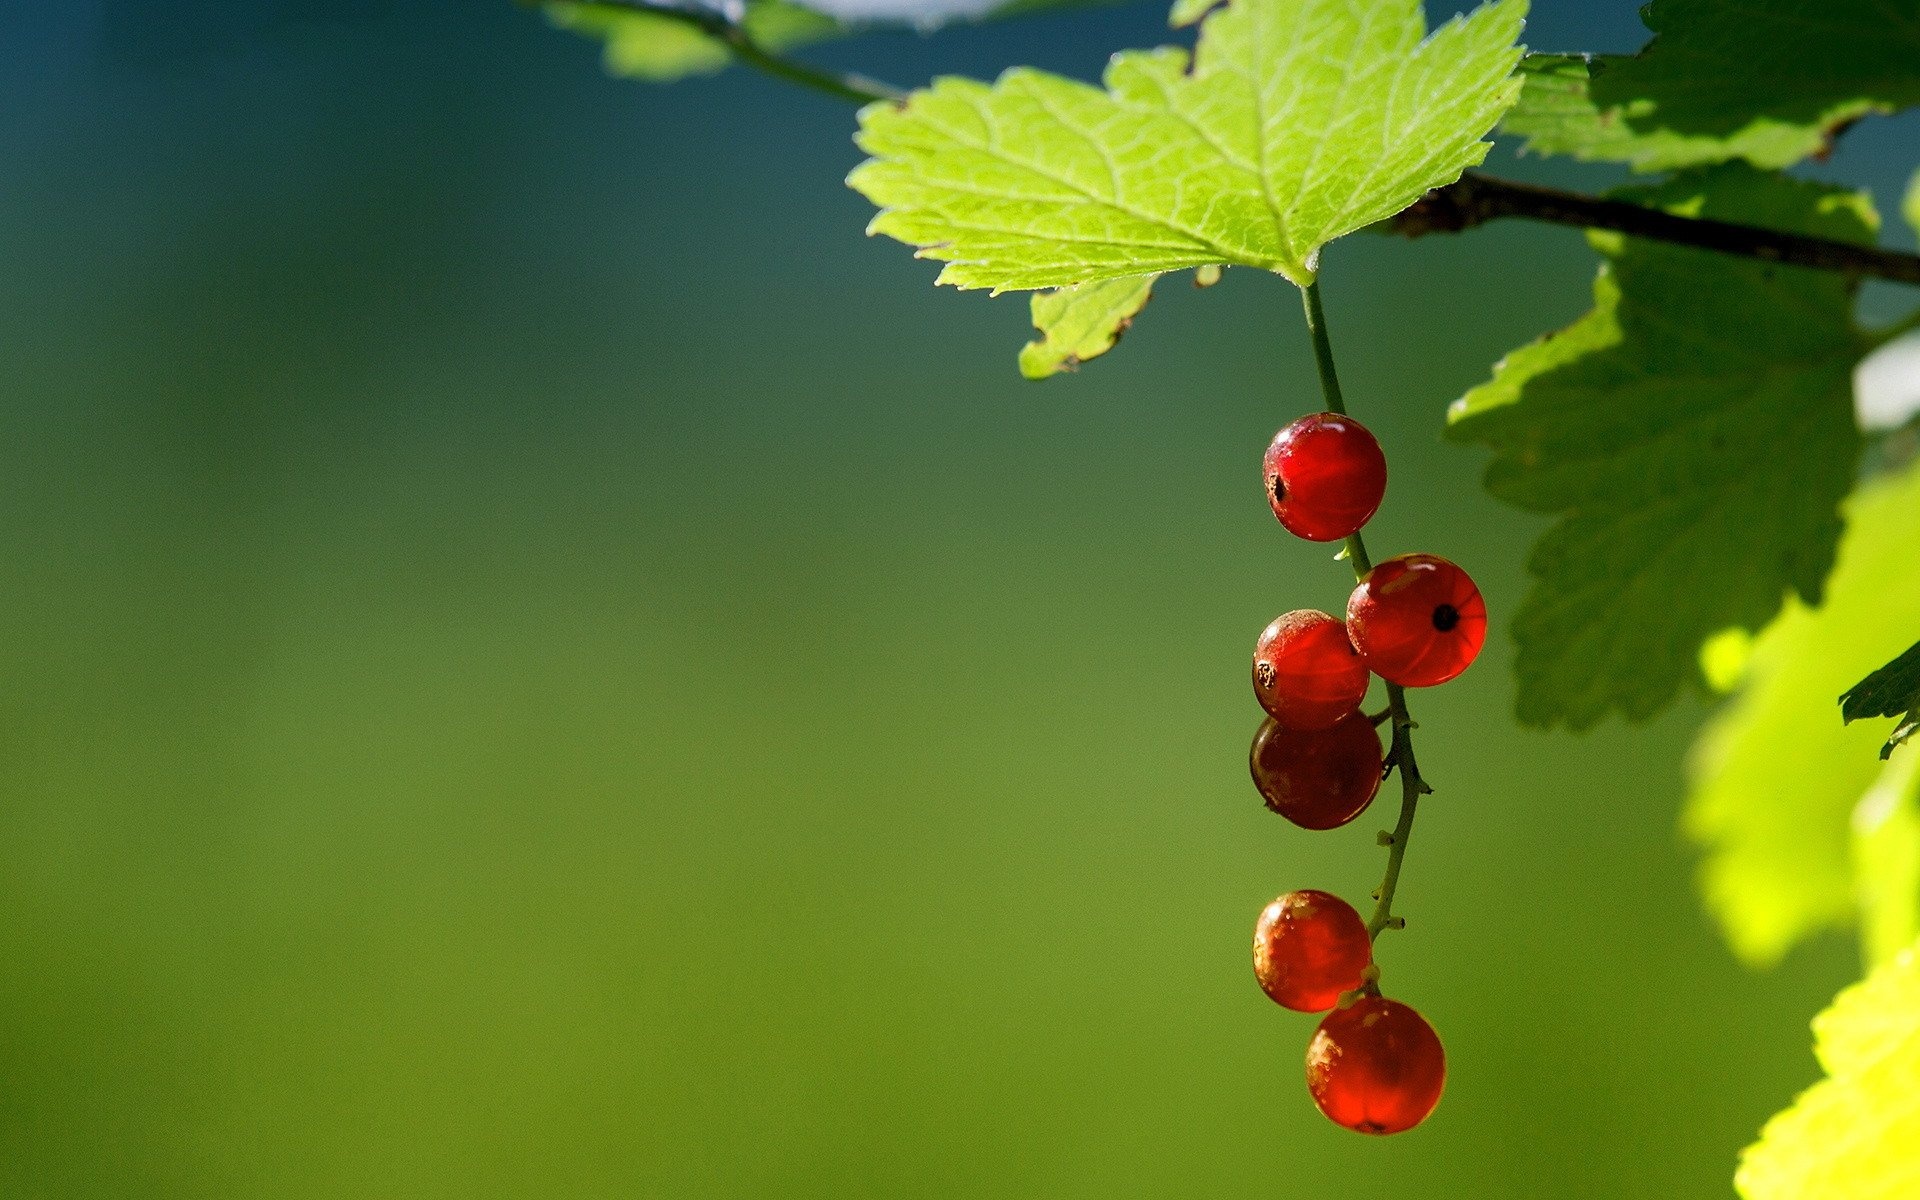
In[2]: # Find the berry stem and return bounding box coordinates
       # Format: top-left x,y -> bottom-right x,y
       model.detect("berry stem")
1368,685 -> 1429,940
1297,278 -> 1432,942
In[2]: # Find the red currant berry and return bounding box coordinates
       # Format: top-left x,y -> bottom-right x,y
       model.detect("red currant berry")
1253,610 -> 1369,730
1249,712 -> 1383,831
1345,554 -> 1487,688
1306,997 -> 1446,1135
1253,890 -> 1372,1012
1264,413 -> 1387,542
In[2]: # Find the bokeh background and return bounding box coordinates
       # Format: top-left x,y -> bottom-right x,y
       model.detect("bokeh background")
4,2 -> 1918,1195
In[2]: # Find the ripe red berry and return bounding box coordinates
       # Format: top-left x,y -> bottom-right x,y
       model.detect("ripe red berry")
1345,554 -> 1487,688
1252,890 -> 1372,1012
1253,610 -> 1370,730
1264,413 -> 1388,542
1305,996 -> 1446,1135
1249,712 -> 1383,830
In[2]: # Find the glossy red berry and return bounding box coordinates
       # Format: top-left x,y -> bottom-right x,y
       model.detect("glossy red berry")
1346,554 -> 1487,688
1249,712 -> 1383,830
1253,610 -> 1369,730
1264,413 -> 1388,542
1306,997 -> 1446,1135
1252,890 -> 1372,1013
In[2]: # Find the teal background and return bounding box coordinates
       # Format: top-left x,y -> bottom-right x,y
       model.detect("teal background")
3,2 -> 1917,1195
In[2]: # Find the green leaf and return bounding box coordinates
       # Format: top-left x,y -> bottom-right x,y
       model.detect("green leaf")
1501,1 -> 1920,173
1843,641 -> 1920,760
547,1 -> 837,83
548,3 -> 731,81
1501,53 -> 1851,174
1856,752 -> 1920,969
1019,274 -> 1160,379
1501,55 -> 1655,166
1448,165 -> 1874,731
1685,461 -> 1920,967
1735,938 -> 1920,1200
848,0 -> 1529,291
1167,0 -> 1218,25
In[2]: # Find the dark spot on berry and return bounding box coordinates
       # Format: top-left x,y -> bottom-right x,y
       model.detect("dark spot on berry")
1255,661 -> 1276,689
1267,473 -> 1284,503
1431,604 -> 1459,633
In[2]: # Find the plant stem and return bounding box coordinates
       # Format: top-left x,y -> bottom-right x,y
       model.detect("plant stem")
1392,172 -> 1920,288
1299,279 -> 1429,943
564,0 -> 901,105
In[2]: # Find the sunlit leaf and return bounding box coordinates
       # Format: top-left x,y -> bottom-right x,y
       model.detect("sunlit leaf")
1019,275 -> 1160,379
848,0 -> 1528,290
1685,461 -> 1920,967
1736,938 -> 1920,1199
548,2 -> 734,81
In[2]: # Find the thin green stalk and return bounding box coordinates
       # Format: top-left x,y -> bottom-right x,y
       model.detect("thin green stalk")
1298,279 -> 1430,946
1299,282 -> 1371,574
721,33 -> 899,105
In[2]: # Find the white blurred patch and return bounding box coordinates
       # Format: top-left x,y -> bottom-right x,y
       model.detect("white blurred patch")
798,0 -> 1005,20
695,0 -> 1007,26
1855,330 -> 1920,431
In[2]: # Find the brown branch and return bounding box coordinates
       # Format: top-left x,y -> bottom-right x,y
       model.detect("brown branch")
1391,172 -> 1920,287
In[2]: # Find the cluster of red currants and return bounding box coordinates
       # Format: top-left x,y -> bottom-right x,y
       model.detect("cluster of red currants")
1248,413 -> 1486,1135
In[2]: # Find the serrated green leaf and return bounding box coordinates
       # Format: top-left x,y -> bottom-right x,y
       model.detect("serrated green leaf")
1448,164 -> 1875,731
1501,1 -> 1920,173
1019,274 -> 1160,379
1843,641 -> 1920,760
1685,462 -> 1920,967
1735,939 -> 1920,1200
848,0 -> 1528,291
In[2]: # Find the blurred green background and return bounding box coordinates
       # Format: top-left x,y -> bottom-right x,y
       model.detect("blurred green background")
4,2 -> 1918,1195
